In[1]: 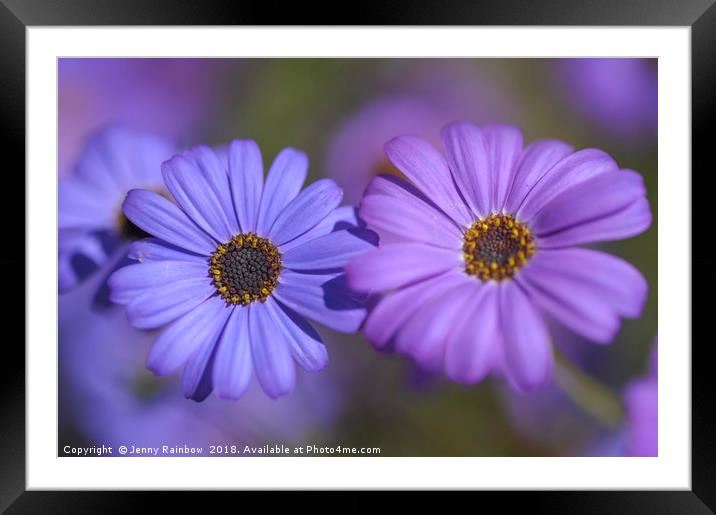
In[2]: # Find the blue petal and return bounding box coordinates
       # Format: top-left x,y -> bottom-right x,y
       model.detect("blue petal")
255,147 -> 308,235
228,140 -> 264,232
278,205 -> 360,252
212,306 -> 253,400
248,301 -> 295,399
146,296 -> 230,376
162,151 -> 237,242
126,278 -> 215,329
123,189 -> 216,255
274,270 -> 366,333
108,261 -> 208,305
268,179 -> 343,246
267,299 -> 328,373
282,228 -> 377,271
128,238 -> 207,264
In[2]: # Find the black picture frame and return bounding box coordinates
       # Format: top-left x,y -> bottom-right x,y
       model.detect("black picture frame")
2,0 -> 712,510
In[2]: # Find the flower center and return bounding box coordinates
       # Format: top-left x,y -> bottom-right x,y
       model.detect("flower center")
463,213 -> 536,281
210,233 -> 282,305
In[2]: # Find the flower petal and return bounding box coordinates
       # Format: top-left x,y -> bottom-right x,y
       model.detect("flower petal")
529,169 -> 648,236
256,147 -> 308,235
248,301 -> 296,399
181,311 -> 226,401
268,299 -> 328,373
184,145 -> 241,234
161,152 -> 236,242
58,180 -> 114,230
228,140 -> 264,232
440,122 -> 491,217
212,307 -> 253,400
274,270 -> 366,333
345,243 -> 462,294
359,193 -> 463,249
268,179 -> 343,246
123,189 -> 216,255
518,249 -> 647,341
538,196 -> 652,248
444,281 -> 500,384
385,135 -> 473,226
394,279 -> 477,366
516,148 -> 618,222
108,261 -> 208,304
146,296 -> 230,376
128,238 -> 207,264
363,270 -> 469,348
126,278 -> 215,329
482,124 -> 524,211
278,205 -> 360,253
504,139 -> 575,214
282,228 -> 378,271
500,281 -> 552,391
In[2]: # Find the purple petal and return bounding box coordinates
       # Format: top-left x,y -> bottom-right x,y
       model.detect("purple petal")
126,278 -> 215,329
267,299 -> 328,373
364,270 -> 469,348
282,228 -> 377,271
146,296 -> 230,376
444,281 -> 500,384
360,193 -> 463,249
274,270 -> 366,333
248,301 -> 296,399
128,238 -> 207,264
268,179 -> 343,246
183,145 -> 241,234
524,247 -> 647,321
278,205 -> 360,253
504,139 -> 575,214
161,152 -> 236,242
345,243 -> 462,294
394,280 -> 477,366
256,147 -> 308,235
482,124 -> 524,211
58,181 -> 114,230
181,313 -> 224,401
228,140 -> 264,232
384,135 -> 473,226
500,281 -> 552,391
108,261 -> 208,305
440,122 -> 491,217
123,189 -> 216,255
516,148 -> 618,221
624,377 -> 658,456
529,169 -> 648,235
212,307 -> 253,400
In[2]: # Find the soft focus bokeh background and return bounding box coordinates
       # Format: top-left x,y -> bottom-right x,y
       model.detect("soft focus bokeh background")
58,58 -> 657,456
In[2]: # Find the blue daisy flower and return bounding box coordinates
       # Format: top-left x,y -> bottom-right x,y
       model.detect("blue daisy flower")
58,125 -> 175,292
109,140 -> 376,401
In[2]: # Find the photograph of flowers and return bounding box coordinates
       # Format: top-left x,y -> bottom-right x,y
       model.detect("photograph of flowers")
58,57 -> 657,458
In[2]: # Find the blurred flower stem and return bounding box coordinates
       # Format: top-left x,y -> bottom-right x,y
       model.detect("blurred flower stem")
553,347 -> 624,430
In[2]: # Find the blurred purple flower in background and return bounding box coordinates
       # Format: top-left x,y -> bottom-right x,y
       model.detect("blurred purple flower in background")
326,63 -> 516,204
58,126 -> 175,293
347,122 -> 651,391
110,141 -> 375,401
624,340 -> 658,456
59,58 -> 225,177
61,269 -> 341,455
557,59 -> 657,140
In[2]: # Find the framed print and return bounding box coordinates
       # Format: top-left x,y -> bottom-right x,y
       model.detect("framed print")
3,0 -> 713,510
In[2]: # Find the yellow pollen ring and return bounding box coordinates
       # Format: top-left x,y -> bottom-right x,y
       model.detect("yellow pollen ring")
462,213 -> 536,282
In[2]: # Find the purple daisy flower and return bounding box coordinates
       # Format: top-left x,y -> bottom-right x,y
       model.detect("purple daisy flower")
624,340 -> 657,456
346,122 -> 651,391
59,125 -> 176,292
557,58 -> 657,140
108,141 -> 375,401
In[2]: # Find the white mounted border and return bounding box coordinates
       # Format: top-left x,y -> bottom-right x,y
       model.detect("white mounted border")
27,26 -> 689,489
